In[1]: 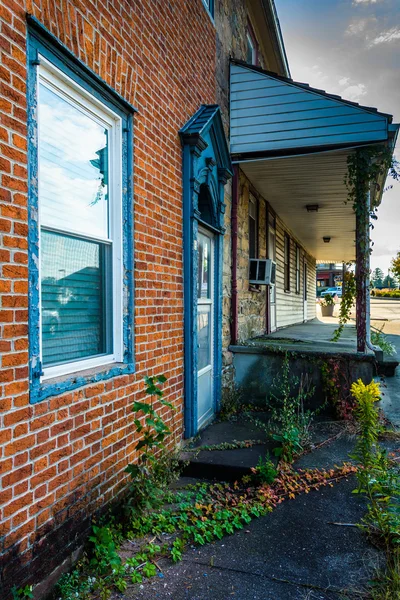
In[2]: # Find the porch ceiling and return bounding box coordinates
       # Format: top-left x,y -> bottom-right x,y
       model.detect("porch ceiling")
241,150 -> 356,262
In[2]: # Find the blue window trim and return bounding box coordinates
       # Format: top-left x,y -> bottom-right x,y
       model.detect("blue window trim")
27,18 -> 136,404
202,0 -> 215,20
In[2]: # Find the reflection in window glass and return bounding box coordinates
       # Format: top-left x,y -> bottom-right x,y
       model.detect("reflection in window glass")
197,233 -> 211,299
41,231 -> 108,367
39,83 -> 109,239
249,195 -> 257,259
246,32 -> 256,65
197,306 -> 211,371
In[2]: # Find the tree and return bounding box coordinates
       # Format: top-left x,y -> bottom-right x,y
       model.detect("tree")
383,274 -> 396,289
371,267 -> 384,288
391,252 -> 400,282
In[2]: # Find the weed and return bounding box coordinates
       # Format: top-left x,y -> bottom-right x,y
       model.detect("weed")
220,384 -> 244,419
351,379 -> 400,600
267,355 -> 316,462
371,325 -> 396,357
369,551 -> 400,599
11,586 -> 33,600
124,374 -> 178,513
251,453 -> 278,484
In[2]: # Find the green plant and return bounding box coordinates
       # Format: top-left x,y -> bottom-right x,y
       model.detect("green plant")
248,356 -> 316,463
268,356 -> 316,463
351,378 -> 400,599
220,384 -> 244,419
369,550 -> 400,599
351,379 -> 381,471
320,293 -> 335,307
371,325 -> 396,356
88,525 -> 122,575
251,453 -> 278,484
11,586 -> 34,600
331,269 -> 356,342
125,374 -> 177,512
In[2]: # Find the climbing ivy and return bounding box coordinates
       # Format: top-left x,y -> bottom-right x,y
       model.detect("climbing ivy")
331,269 -> 356,342
344,145 -> 399,219
332,145 -> 399,342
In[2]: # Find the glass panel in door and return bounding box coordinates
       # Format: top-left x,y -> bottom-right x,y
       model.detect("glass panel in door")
197,229 -> 214,429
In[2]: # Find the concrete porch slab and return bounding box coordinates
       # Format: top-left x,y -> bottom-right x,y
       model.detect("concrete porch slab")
260,318 -> 374,355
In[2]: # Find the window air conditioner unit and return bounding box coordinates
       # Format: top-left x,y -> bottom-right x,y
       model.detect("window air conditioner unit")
249,259 -> 276,285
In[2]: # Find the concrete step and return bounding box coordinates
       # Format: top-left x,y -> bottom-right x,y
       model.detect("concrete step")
377,357 -> 399,377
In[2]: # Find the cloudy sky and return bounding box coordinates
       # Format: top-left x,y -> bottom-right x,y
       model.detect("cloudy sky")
276,0 -> 400,275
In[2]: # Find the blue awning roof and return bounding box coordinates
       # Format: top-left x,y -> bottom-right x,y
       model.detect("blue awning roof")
230,61 -> 398,158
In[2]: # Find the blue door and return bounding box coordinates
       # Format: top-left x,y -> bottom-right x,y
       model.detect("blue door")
197,228 -> 215,429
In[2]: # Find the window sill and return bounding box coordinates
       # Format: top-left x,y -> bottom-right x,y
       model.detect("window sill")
31,361 -> 135,404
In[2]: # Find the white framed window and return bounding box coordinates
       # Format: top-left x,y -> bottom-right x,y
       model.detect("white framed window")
296,245 -> 300,294
284,233 -> 291,292
37,59 -> 123,380
249,194 -> 258,259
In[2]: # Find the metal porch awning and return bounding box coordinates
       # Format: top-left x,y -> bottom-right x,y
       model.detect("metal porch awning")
230,61 -> 398,262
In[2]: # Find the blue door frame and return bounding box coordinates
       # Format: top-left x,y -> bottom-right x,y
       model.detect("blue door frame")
179,106 -> 232,438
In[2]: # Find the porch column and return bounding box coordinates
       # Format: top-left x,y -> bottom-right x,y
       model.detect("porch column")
355,167 -> 370,353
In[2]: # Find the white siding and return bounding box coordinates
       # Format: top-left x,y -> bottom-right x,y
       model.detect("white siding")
275,216 -> 316,329
230,64 -> 389,155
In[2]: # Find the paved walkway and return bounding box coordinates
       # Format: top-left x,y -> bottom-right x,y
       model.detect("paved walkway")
379,332 -> 400,428
113,299 -> 400,600
113,428 -> 399,600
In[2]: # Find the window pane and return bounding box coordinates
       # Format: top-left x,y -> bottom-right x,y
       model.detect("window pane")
247,33 -> 255,64
197,306 -> 211,371
249,219 -> 256,259
41,230 -> 109,367
39,83 -> 109,238
198,233 -> 211,299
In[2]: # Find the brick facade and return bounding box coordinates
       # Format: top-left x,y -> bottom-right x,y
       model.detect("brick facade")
0,0 -> 299,594
0,0 -> 216,594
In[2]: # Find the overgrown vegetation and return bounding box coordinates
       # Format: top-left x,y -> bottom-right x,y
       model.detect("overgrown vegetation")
371,325 -> 396,357
321,358 -> 350,420
331,269 -> 356,342
219,383 -> 244,419
11,586 -> 33,600
248,354 -> 317,463
50,370 -> 356,600
351,379 -> 400,599
123,374 -> 180,513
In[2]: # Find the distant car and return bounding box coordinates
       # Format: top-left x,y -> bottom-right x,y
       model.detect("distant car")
320,286 -> 342,298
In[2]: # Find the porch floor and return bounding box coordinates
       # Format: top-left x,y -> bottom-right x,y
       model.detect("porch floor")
256,317 -> 375,356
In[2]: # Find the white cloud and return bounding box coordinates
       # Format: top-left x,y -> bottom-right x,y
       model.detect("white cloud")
369,27 -> 400,46
345,16 -> 378,36
341,83 -> 367,101
338,77 -> 350,86
293,64 -> 329,89
352,0 -> 380,4
346,18 -> 370,35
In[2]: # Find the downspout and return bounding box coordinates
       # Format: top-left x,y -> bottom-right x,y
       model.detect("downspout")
231,165 -> 239,345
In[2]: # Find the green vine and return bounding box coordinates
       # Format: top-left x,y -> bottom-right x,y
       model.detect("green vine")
344,145 -> 398,219
331,269 -> 356,342
332,145 -> 399,342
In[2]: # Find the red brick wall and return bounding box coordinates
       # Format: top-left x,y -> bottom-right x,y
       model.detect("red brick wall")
0,0 -> 216,594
